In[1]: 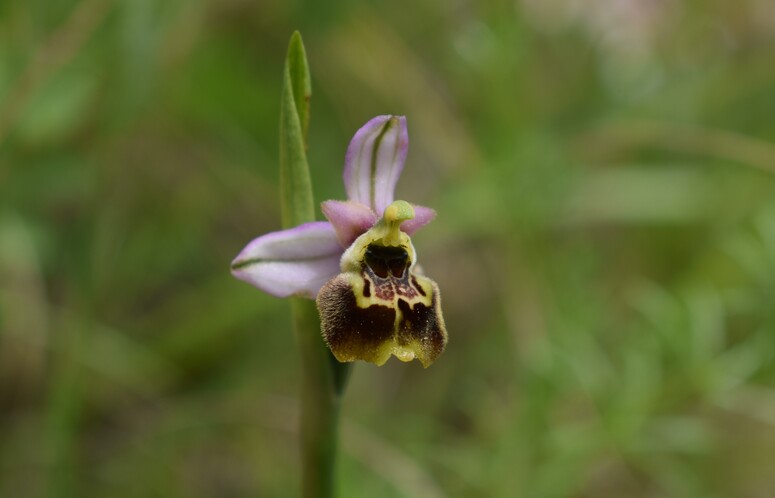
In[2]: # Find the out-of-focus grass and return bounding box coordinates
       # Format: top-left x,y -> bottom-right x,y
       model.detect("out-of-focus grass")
2,0 -> 775,496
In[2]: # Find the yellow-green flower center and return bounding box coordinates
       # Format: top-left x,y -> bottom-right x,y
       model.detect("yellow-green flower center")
375,200 -> 415,247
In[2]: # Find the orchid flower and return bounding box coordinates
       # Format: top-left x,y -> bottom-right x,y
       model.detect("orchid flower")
231,115 -> 447,367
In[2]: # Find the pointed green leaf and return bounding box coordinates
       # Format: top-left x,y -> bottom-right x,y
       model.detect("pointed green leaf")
279,31 -> 314,229
287,31 -> 312,145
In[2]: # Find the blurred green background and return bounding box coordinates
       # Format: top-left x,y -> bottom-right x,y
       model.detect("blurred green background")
2,0 -> 775,496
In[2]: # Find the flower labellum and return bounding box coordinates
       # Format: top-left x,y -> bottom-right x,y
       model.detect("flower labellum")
317,200 -> 447,367
231,115 -> 447,367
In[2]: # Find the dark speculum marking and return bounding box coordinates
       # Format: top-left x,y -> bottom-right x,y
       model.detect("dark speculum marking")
363,279 -> 371,297
363,244 -> 421,301
365,244 -> 409,278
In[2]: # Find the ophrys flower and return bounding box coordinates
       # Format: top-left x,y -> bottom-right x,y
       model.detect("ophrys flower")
231,115 -> 447,367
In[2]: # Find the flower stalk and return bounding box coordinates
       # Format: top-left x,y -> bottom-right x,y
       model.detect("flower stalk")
280,32 -> 348,498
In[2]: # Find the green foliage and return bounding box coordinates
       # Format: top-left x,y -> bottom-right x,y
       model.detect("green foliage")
2,1 -> 775,497
280,31 -> 315,229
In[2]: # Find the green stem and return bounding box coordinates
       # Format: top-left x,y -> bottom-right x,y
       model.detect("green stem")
293,299 -> 342,498
279,31 -> 352,497
45,320 -> 80,498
